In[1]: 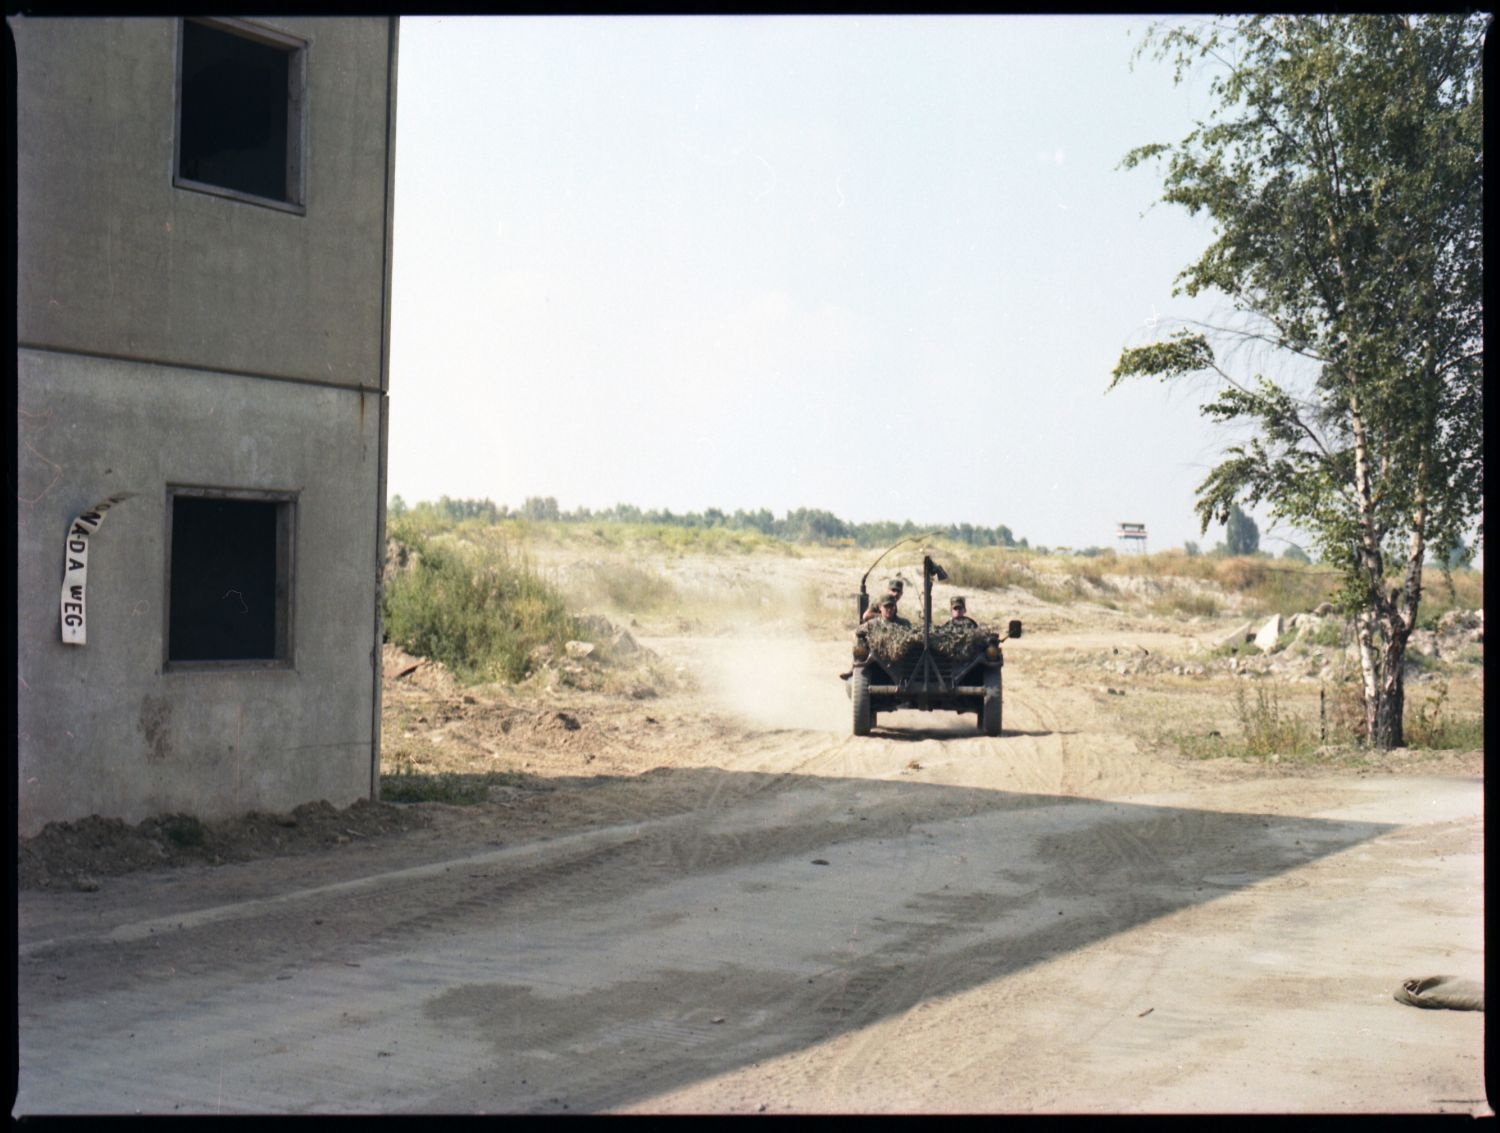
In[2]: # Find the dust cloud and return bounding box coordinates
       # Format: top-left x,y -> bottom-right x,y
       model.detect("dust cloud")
695,631 -> 854,733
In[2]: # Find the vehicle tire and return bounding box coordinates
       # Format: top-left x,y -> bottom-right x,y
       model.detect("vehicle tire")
852,670 -> 873,736
982,669 -> 1002,737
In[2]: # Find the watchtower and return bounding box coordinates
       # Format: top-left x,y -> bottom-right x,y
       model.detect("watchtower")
1117,522 -> 1148,555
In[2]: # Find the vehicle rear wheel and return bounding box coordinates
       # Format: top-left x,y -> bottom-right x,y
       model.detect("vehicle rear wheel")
982,669 -> 1002,737
852,670 -> 872,736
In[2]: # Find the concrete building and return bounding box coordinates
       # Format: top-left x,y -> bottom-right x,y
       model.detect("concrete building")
13,17 -> 399,836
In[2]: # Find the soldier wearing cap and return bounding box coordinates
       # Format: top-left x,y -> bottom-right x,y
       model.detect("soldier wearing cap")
946,596 -> 977,628
861,578 -> 906,623
871,593 -> 912,628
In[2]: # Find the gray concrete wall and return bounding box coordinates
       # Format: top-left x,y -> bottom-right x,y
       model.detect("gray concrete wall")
17,352 -> 384,835
13,17 -> 395,390
14,16 -> 396,836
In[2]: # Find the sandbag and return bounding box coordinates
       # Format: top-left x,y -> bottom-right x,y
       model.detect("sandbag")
1394,975 -> 1485,1011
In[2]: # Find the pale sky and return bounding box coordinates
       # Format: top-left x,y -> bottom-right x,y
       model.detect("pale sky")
387,14 -> 1286,554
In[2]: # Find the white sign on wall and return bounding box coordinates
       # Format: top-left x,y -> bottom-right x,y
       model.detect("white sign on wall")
59,492 -> 137,646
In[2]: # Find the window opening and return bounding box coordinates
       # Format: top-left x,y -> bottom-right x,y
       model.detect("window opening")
176,19 -> 304,208
167,492 -> 293,665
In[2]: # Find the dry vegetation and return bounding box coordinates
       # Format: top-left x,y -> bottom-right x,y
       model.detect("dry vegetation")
383,520 -> 1483,781
18,522 -> 1483,886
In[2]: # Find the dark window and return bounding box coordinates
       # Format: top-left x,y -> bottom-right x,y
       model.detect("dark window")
176,19 -> 304,208
167,493 -> 294,664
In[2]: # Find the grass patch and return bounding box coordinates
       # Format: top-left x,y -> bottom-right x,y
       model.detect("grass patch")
1211,639 -> 1263,659
945,552 -> 1031,592
1227,684 -> 1319,759
1149,590 -> 1222,619
1405,680 -> 1485,750
379,766 -> 534,805
1415,567 -> 1483,629
1160,683 -> 1320,762
1299,619 -> 1347,648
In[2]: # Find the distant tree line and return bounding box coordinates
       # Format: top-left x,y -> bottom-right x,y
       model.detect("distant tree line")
388,494 -> 1029,550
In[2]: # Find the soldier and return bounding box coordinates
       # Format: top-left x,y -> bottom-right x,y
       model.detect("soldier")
861,578 -> 905,622
946,596 -> 977,628
872,594 -> 912,629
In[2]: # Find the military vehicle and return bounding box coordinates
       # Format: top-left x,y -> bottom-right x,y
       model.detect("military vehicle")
845,543 -> 1020,737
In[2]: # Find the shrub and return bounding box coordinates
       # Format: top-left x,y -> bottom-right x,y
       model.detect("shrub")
1232,684 -> 1318,759
383,532 -> 579,684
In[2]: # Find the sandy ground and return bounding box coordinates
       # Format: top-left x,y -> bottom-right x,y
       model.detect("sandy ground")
14,549 -> 1488,1115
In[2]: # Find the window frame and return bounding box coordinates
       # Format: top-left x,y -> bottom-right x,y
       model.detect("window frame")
172,17 -> 308,215
162,485 -> 298,673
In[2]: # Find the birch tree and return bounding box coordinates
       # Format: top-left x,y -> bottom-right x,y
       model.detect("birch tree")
1112,15 -> 1485,748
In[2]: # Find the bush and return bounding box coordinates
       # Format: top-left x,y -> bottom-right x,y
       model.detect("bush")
383,531 -> 579,684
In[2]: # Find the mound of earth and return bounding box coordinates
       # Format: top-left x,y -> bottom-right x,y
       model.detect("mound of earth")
17,798 -> 429,892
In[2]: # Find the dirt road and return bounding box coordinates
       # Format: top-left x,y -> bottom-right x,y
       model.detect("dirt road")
14,610 -> 1488,1114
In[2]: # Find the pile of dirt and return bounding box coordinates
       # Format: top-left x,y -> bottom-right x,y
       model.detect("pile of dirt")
17,798 -> 430,892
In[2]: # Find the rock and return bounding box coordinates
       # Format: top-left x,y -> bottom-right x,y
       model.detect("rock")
576,614 -> 616,637
609,628 -> 641,656
1214,621 -> 1254,650
1254,613 -> 1284,651
564,640 -> 595,659
1437,608 -> 1480,633
1437,608 -> 1483,645
1407,629 -> 1438,656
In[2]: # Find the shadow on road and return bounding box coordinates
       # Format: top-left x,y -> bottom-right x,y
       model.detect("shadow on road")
17,766 -> 1414,1115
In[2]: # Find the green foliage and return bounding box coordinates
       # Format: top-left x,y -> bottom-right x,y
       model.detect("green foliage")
389,497 -> 1027,550
383,530 -> 579,685
1115,15 -> 1486,747
1441,537 -> 1473,570
1281,545 -> 1311,564
1225,505 -> 1260,556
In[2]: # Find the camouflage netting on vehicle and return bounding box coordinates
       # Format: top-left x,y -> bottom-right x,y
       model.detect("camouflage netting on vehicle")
864,622 -> 989,668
